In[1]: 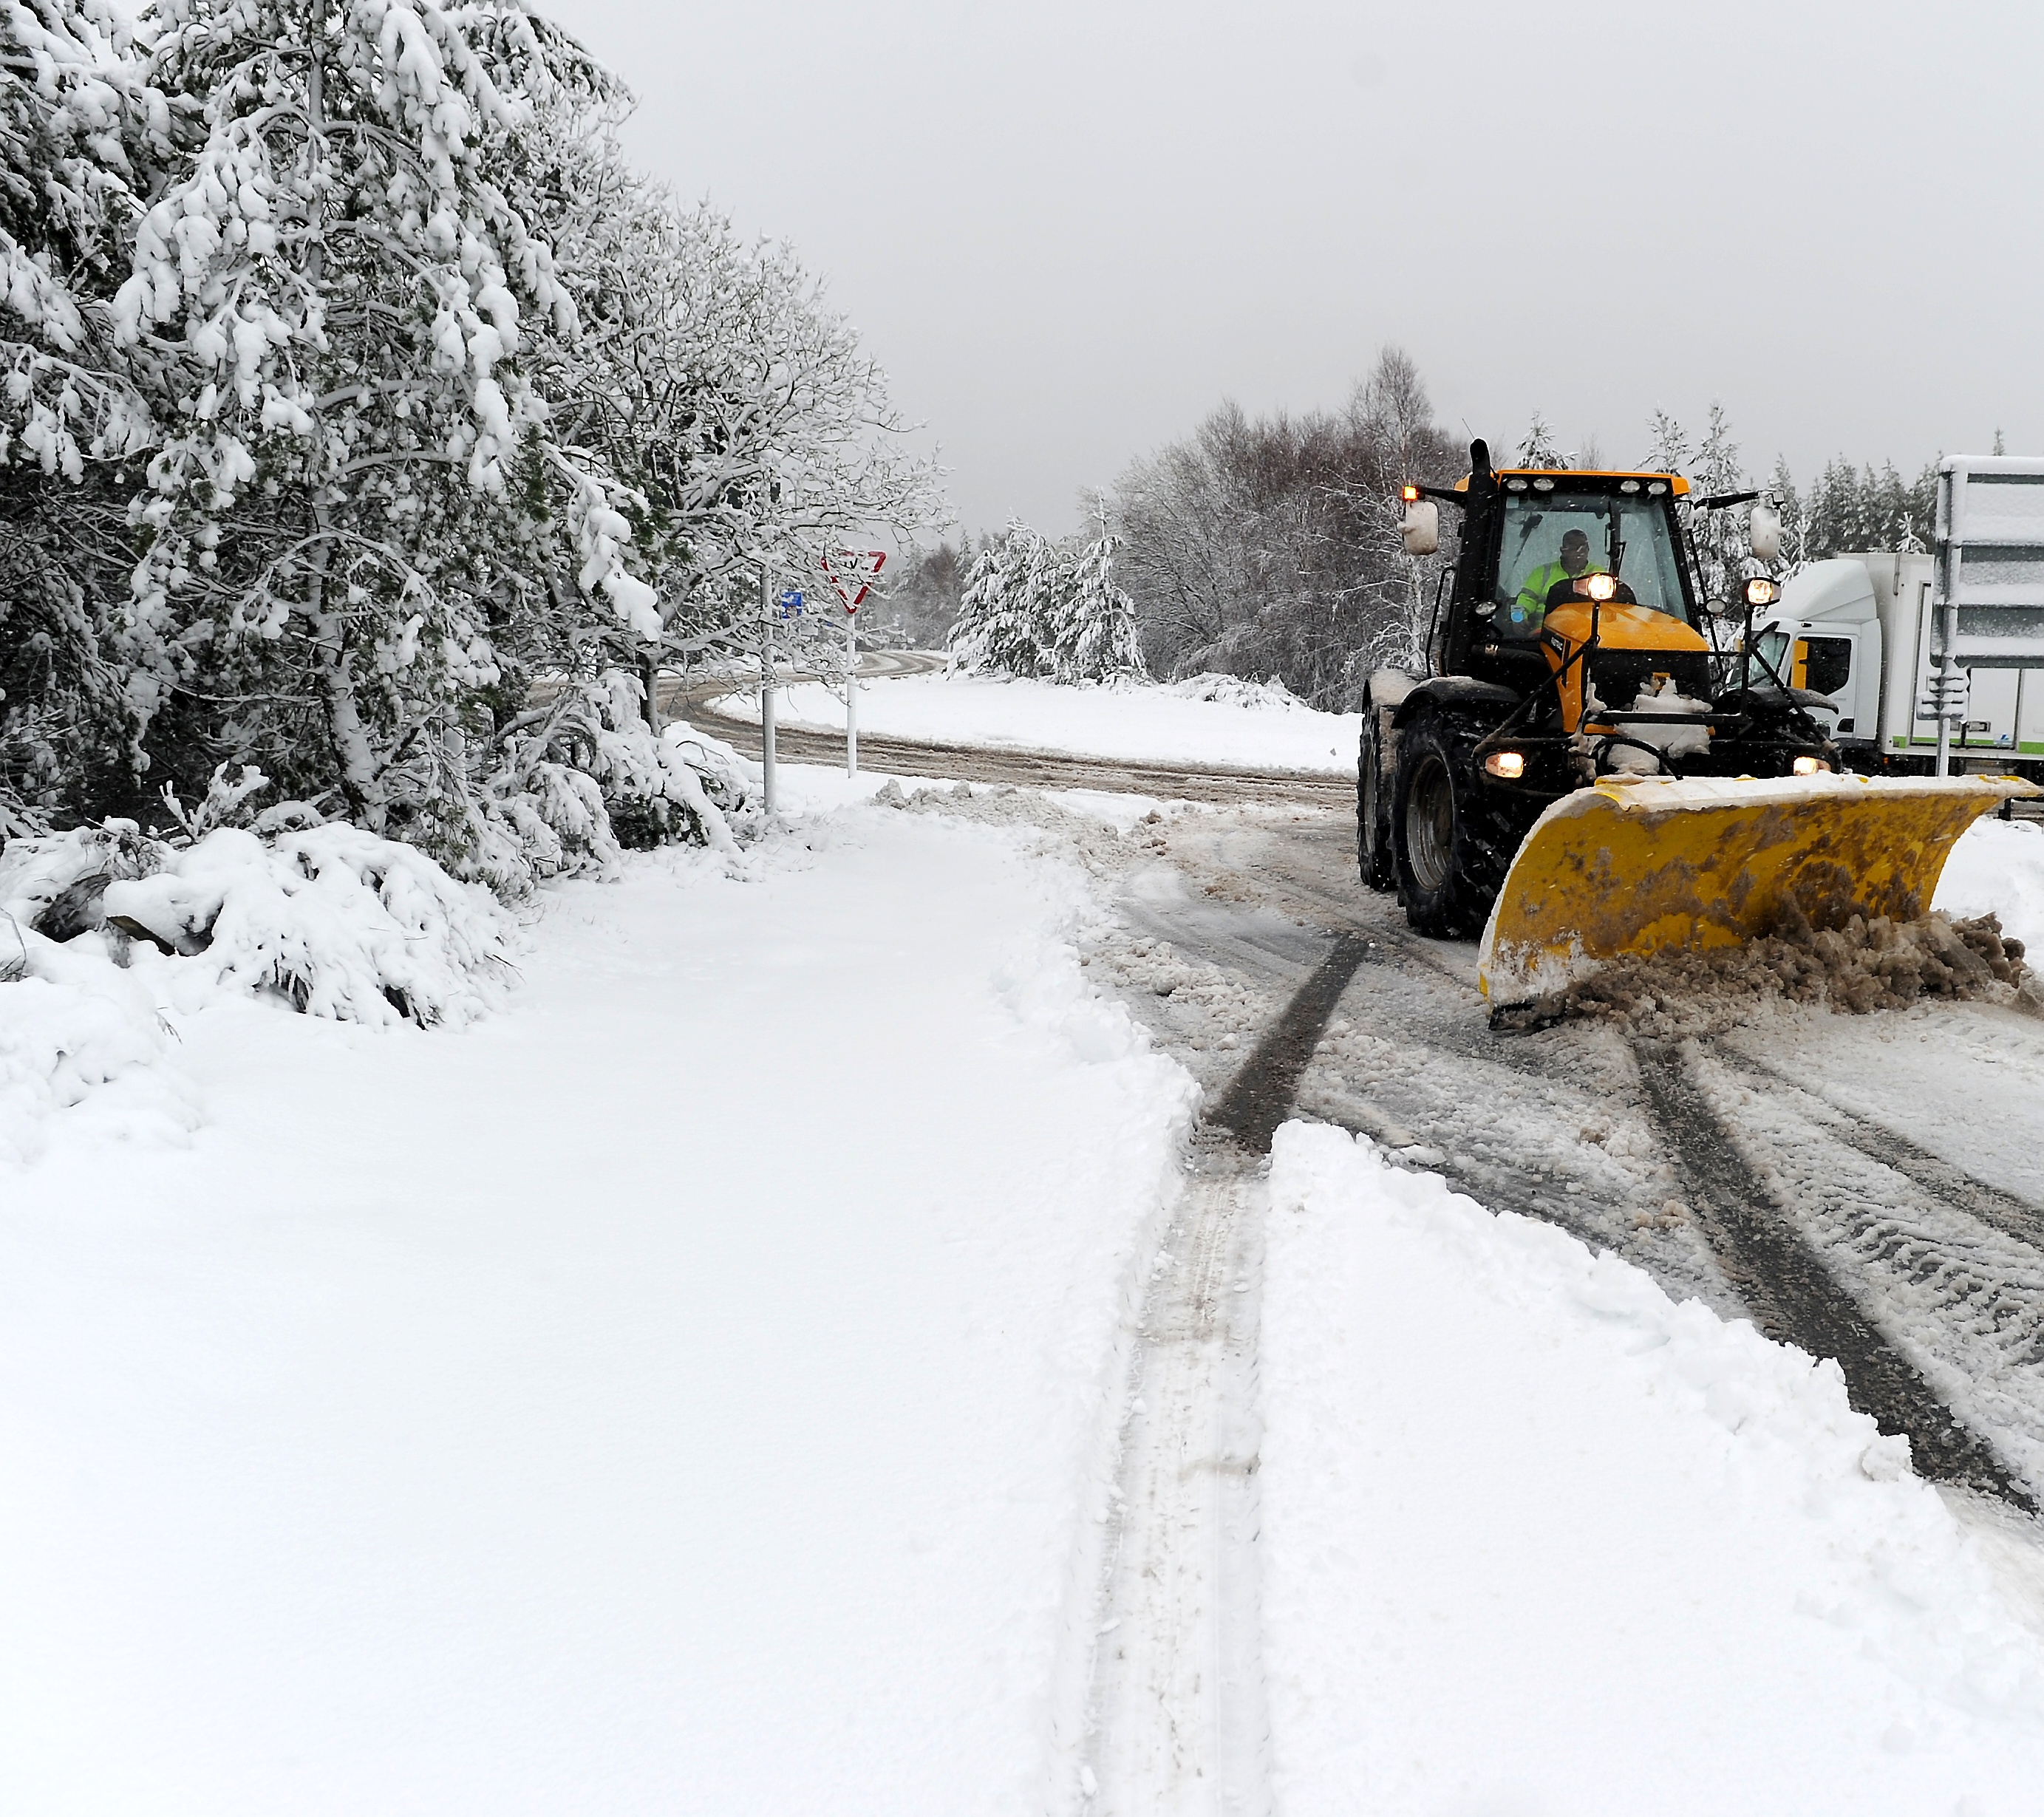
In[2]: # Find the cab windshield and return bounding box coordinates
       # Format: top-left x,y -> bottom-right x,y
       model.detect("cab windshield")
1493,489 -> 1694,633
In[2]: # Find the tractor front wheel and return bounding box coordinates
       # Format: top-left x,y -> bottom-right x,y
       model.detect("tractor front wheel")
1391,712 -> 1521,938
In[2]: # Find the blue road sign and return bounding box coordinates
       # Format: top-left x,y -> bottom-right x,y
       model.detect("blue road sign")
776,589 -> 805,619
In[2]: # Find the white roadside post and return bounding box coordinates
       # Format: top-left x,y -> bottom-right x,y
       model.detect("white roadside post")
759,567 -> 777,816
845,604 -> 859,777
822,547 -> 888,780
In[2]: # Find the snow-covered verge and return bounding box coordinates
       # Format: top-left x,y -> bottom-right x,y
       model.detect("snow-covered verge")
714,670 -> 1360,773
1259,1122 -> 2044,1816
0,807 -> 1193,1816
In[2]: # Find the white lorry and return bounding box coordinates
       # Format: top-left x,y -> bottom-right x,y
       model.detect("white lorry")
1752,457 -> 2044,775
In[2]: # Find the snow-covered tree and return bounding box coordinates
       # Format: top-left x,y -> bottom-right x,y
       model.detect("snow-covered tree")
529,136 -> 941,698
1766,453 -> 1813,575
0,1 -> 178,833
1641,406 -> 1691,477
1516,410 -> 1564,469
109,0 -> 667,880
1050,530 -> 1144,682
948,520 -> 1145,684
1687,401 -> 1750,607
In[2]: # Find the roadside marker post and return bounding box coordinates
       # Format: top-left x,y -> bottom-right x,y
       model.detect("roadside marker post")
758,569 -> 774,816
822,549 -> 888,779
759,584 -> 806,815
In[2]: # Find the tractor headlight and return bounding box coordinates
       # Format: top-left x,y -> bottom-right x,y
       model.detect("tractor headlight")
1746,577 -> 1779,607
1791,755 -> 1829,776
1583,574 -> 1617,601
1485,751 -> 1527,779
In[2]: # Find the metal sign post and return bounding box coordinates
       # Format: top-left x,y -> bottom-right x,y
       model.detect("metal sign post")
845,607 -> 859,776
758,567 -> 777,816
821,548 -> 888,780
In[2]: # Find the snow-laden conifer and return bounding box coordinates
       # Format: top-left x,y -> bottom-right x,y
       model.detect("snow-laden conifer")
1516,411 -> 1565,469
949,521 -> 1145,684
1051,531 -> 1144,683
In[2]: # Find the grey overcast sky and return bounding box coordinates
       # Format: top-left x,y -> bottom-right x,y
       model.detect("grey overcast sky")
543,0 -> 2043,539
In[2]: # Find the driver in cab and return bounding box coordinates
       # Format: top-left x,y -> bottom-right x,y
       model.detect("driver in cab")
1506,528 -> 1604,635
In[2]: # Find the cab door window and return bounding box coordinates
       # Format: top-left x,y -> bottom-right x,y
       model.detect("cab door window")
1797,636 -> 1852,696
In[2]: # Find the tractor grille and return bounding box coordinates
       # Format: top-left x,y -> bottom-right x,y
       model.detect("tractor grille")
1589,647 -> 1713,712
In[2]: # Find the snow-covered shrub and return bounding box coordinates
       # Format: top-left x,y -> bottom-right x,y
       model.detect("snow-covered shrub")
948,522 -> 1144,684
471,672 -> 759,888
1162,672 -> 1307,711
1,817 -> 514,1030
0,933 -> 197,1164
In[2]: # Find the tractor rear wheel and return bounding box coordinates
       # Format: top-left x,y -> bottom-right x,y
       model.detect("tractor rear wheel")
1357,706 -> 1394,891
1391,711 -> 1522,938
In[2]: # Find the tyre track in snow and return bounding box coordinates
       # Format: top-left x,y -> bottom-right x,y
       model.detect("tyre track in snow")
1725,1051 -> 2044,1250
1077,927 -> 1377,1812
1077,836 -> 1705,1813
1080,1142 -> 1273,1816
1629,1043 -> 2036,1505
1672,1048 -> 2044,1502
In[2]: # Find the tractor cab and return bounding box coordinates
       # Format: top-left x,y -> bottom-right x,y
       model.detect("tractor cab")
1459,471 -> 1714,741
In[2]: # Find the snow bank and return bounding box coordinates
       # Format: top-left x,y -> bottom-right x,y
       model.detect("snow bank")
1260,1121 -> 2044,1815
714,671 -> 1359,774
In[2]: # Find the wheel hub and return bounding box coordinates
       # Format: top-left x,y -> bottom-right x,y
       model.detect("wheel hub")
1406,756 -> 1454,892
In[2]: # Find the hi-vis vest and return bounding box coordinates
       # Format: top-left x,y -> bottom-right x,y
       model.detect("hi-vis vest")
1509,561 -> 1607,630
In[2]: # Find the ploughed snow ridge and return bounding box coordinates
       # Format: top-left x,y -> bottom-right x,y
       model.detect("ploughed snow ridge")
1260,1122 -> 2044,1815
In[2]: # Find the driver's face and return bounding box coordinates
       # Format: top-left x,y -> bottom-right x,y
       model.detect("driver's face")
1560,534 -> 1590,576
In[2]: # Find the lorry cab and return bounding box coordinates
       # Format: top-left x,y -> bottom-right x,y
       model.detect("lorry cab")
1750,558 -> 1877,743
1757,553 -> 2044,773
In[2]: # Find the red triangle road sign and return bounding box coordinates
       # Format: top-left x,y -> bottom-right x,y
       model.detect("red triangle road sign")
821,548 -> 887,612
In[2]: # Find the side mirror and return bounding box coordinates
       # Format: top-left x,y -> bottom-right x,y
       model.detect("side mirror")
1750,504 -> 1782,564
1402,499 -> 1440,557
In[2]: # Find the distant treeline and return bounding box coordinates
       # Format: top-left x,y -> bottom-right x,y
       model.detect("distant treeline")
874,356 -> 1954,711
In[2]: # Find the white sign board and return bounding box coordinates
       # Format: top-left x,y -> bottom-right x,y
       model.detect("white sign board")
1937,456 -> 2044,667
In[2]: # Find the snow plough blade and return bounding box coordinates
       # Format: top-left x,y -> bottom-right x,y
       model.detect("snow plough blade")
1478,772 -> 2040,1008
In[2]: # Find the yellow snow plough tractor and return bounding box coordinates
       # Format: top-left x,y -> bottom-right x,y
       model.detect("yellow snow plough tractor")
1358,440 -> 2037,1009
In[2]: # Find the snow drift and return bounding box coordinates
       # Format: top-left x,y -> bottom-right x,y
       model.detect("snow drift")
1260,1121 -> 2044,1814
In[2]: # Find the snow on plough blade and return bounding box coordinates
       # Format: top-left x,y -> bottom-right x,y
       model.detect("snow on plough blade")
1477,772 -> 2041,1007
